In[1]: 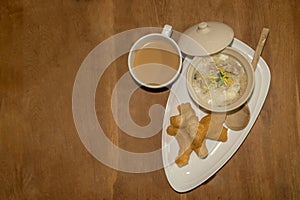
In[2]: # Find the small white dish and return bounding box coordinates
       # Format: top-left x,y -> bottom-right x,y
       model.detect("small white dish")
162,38 -> 271,192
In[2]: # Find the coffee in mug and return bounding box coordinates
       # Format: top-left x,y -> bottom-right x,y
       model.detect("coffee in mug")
128,25 -> 182,89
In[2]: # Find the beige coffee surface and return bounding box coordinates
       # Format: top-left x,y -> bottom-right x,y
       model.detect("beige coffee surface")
132,40 -> 180,85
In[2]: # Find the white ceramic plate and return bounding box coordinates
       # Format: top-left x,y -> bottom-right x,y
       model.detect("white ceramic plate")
162,38 -> 271,192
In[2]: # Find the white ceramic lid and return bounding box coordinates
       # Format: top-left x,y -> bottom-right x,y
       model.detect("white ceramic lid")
178,21 -> 234,56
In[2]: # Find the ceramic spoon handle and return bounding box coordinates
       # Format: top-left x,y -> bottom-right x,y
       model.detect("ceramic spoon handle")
251,28 -> 270,70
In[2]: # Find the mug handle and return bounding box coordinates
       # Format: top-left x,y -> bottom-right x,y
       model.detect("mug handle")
161,24 -> 172,37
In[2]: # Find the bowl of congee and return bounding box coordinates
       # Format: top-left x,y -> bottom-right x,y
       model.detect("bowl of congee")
178,21 -> 255,112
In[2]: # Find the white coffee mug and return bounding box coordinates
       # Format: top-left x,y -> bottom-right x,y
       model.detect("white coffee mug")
128,25 -> 182,89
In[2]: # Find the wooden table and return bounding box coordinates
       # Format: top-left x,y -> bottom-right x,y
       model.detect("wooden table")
1,0 -> 299,199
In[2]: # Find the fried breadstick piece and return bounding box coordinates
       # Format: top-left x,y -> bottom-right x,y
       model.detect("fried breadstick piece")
177,103 -> 195,114
166,125 -> 179,136
202,115 -> 228,142
193,139 -> 208,158
170,111 -> 196,129
192,117 -> 208,148
177,103 -> 199,139
174,128 -> 193,167
175,129 -> 193,155
170,115 -> 185,128
186,115 -> 199,139
175,147 -> 193,167
169,103 -> 212,167
178,103 -> 195,121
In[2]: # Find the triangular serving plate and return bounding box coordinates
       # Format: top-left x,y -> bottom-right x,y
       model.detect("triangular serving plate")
162,38 -> 271,192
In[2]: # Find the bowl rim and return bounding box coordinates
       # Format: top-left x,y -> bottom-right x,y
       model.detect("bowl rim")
186,47 -> 255,112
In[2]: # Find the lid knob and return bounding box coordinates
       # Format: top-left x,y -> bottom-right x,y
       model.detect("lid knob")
198,22 -> 208,30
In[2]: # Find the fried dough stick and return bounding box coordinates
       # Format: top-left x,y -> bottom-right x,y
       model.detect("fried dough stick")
173,129 -> 193,167
202,114 -> 228,142
167,103 -> 209,167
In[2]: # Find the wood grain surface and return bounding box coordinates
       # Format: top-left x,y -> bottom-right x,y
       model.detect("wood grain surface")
0,0 -> 299,199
